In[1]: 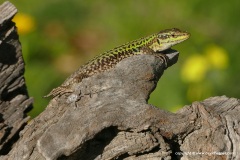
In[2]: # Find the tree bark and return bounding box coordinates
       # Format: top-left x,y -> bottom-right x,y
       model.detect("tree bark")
0,1 -> 33,156
0,1 -> 239,160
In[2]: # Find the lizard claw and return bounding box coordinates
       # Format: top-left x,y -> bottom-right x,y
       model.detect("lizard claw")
161,54 -> 169,69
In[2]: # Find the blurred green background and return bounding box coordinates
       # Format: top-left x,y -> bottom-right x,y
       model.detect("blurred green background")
4,0 -> 239,117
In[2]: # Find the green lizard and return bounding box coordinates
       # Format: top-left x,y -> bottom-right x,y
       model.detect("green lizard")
45,28 -> 190,97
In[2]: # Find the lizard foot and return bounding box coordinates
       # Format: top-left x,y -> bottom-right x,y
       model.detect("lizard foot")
152,53 -> 169,69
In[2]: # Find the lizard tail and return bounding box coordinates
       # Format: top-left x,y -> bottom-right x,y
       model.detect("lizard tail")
44,86 -> 73,98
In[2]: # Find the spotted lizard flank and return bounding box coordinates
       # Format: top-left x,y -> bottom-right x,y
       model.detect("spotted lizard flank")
45,28 -> 190,98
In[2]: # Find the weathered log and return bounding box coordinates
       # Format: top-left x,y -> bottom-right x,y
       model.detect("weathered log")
0,1 -> 33,156
0,1 -> 239,160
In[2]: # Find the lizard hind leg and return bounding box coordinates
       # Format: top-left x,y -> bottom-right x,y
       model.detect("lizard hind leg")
44,86 -> 73,98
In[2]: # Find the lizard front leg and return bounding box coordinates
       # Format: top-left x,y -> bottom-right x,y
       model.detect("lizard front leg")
141,46 -> 169,69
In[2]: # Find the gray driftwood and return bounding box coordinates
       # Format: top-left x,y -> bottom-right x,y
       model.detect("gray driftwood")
0,1 -> 33,156
0,1 -> 240,160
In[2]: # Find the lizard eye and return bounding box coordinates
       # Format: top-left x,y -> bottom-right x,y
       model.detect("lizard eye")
172,34 -> 176,38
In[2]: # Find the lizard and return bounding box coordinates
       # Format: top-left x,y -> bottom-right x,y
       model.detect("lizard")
45,28 -> 190,98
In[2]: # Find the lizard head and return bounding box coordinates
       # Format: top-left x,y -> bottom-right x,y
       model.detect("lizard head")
149,28 -> 190,52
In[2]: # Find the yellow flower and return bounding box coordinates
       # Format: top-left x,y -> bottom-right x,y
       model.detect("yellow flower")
205,44 -> 229,69
12,13 -> 35,34
181,54 -> 209,83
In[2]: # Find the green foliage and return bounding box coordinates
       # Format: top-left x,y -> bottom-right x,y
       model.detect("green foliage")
7,0 -> 240,117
